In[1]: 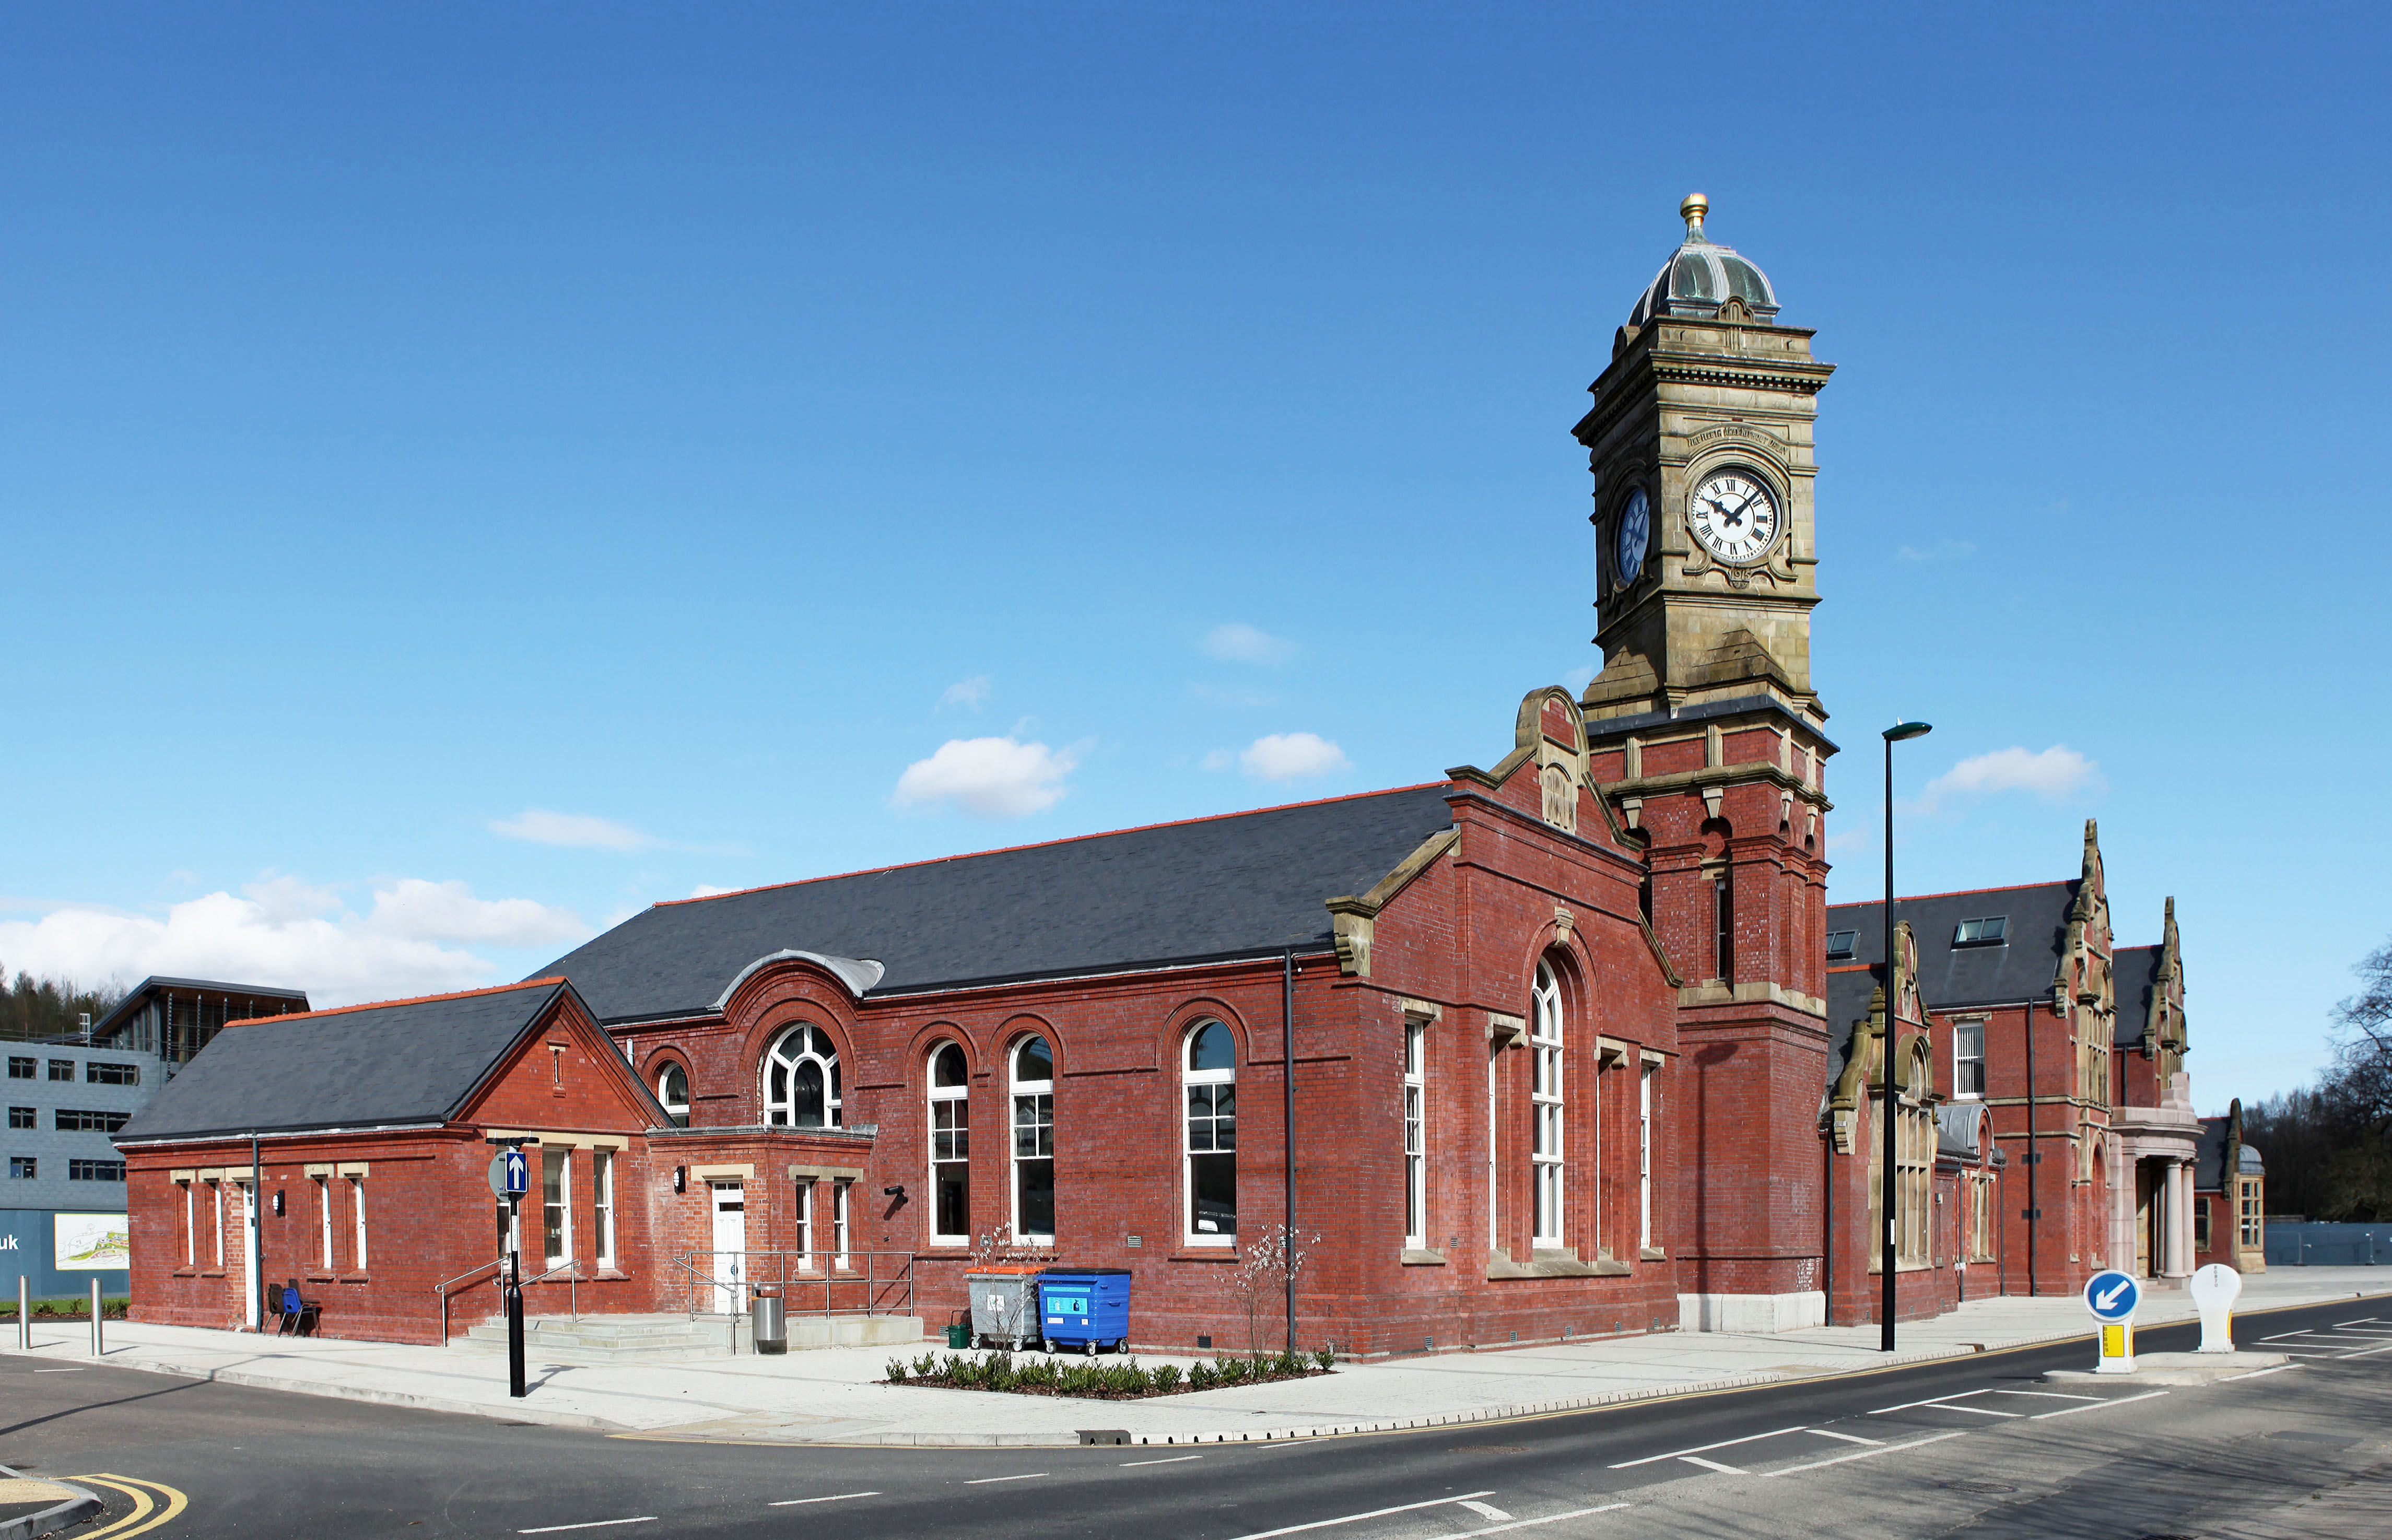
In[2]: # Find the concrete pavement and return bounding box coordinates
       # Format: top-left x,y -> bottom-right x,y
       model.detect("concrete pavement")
6,1267 -> 2385,1447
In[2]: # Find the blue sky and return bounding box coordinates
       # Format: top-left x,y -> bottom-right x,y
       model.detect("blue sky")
4,4 -> 2386,1108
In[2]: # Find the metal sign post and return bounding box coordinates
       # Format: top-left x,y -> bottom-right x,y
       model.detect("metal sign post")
2083,1268 -> 2140,1374
487,1141 -> 534,1398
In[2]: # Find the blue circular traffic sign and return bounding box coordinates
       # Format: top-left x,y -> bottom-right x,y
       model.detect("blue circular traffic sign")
2083,1269 -> 2139,1323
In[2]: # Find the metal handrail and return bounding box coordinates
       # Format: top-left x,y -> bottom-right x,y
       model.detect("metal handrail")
517,1259 -> 589,1322
433,1258 -> 503,1343
671,1249 -> 913,1322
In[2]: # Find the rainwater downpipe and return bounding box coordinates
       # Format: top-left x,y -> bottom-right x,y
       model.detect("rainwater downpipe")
1282,948 -> 1296,1355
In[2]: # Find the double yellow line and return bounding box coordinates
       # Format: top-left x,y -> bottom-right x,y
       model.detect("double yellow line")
69,1473 -> 189,1539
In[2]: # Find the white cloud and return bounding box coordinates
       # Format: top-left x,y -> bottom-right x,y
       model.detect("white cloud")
489,808 -> 660,852
1200,748 -> 1235,771
892,736 -> 1077,818
0,877 -> 591,1009
1896,539 -> 1977,562
688,884 -> 737,899
1239,732 -> 1350,783
1913,745 -> 2105,814
941,675 -> 992,709
366,879 -> 588,947
1200,622 -> 1298,666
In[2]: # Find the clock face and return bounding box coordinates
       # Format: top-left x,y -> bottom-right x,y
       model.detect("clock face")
1688,469 -> 1780,564
1613,485 -> 1650,586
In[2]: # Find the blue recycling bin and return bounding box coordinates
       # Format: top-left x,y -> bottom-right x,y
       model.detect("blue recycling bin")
1036,1268 -> 1131,1353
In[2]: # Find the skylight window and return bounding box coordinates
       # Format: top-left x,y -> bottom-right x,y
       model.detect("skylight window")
1825,930 -> 1858,959
1953,916 -> 2009,946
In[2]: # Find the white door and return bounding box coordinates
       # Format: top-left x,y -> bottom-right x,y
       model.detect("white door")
710,1182 -> 746,1313
239,1181 -> 258,1327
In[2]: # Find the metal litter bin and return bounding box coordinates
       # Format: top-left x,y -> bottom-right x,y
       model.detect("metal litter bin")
1037,1268 -> 1131,1354
751,1284 -> 787,1355
965,1265 -> 1046,1351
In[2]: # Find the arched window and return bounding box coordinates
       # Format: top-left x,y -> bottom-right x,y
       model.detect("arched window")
929,1042 -> 970,1247
658,1062 -> 690,1128
1183,1020 -> 1237,1244
1010,1036 -> 1054,1242
764,1025 -> 841,1128
1531,961 -> 1564,1247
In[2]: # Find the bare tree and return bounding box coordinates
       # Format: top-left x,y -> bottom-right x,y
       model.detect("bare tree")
1226,1223 -> 1318,1360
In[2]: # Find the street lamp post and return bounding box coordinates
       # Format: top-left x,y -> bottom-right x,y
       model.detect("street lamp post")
1881,719 -> 1932,1352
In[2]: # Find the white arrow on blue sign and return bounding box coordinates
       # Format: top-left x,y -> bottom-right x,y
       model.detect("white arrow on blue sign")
504,1149 -> 530,1197
2083,1269 -> 2139,1323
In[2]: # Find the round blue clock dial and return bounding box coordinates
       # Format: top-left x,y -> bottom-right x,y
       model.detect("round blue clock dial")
1614,485 -> 1650,586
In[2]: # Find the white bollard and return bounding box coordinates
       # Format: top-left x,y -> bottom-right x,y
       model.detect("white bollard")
2190,1263 -> 2242,1353
91,1276 -> 103,1357
16,1273 -> 27,1350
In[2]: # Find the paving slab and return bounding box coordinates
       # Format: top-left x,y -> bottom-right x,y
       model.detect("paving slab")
7,1267 -> 2385,1448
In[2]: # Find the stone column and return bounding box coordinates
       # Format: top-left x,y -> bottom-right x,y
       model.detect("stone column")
2164,1159 -> 2190,1277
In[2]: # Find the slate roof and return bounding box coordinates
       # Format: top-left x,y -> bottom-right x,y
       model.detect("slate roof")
2113,945 -> 2160,1049
2195,1115 -> 2264,1189
537,785 -> 1460,1024
1827,881 -> 2078,1011
1824,965 -> 1879,1085
115,980 -> 575,1143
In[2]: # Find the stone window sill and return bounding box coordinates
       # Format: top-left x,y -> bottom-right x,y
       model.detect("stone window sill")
1166,1250 -> 1238,1263
171,1269 -> 197,1278
593,1267 -> 629,1280
305,1272 -> 337,1283
1399,1248 -> 1447,1266
337,1275 -> 370,1285
1639,1247 -> 1667,1262
200,1269 -> 226,1279
1487,1246 -> 1614,1280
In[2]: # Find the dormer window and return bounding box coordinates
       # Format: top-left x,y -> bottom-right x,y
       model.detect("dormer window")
1953,916 -> 2008,946
1825,931 -> 1858,959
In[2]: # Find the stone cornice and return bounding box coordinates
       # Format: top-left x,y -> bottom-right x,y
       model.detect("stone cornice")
1602,757 -> 1833,812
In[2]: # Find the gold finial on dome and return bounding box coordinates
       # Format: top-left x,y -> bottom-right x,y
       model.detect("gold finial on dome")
1680,192 -> 1709,242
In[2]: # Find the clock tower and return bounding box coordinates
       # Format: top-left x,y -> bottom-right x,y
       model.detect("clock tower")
1577,196 -> 1844,1329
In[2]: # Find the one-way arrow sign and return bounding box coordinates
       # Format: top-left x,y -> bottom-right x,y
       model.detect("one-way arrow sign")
2083,1268 -> 2140,1324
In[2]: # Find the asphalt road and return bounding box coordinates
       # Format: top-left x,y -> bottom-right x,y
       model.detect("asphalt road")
4,1295 -> 2387,1540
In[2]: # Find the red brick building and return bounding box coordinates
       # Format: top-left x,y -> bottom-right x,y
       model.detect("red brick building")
115,195 -> 2243,1350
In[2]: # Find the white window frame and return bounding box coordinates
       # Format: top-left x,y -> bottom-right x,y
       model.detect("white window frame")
1530,963 -> 1564,1248
350,1175 -> 368,1271
181,1180 -> 195,1266
928,1042 -> 971,1248
794,1178 -> 816,1270
1010,1037 -> 1056,1245
764,1024 -> 841,1128
590,1154 -> 613,1269
213,1181 -> 225,1268
543,1148 -> 573,1270
1402,1022 -> 1426,1251
1182,1020 -> 1236,1247
317,1175 -> 334,1271
833,1180 -> 852,1269
1638,1063 -> 1656,1252
1953,1020 -> 1986,1100
658,1062 -> 690,1127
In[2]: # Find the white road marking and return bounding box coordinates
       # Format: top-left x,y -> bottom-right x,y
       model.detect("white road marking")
31,1368 -> 88,1373
2030,1389 -> 2168,1419
1222,1490 -> 1497,1540
1869,1391 -> 2018,1418
2339,1343 -> 2392,1359
1121,1455 -> 1203,1466
1610,1425 -> 1806,1468
1676,1456 -> 1744,1475
2220,1363 -> 2302,1382
767,1492 -> 880,1506
1989,1389 -> 2098,1401
1458,1500 -> 1514,1521
2332,1318 -> 2387,1328
1440,1503 -> 1633,1537
518,1521 -> 655,1535
1763,1429 -> 1968,1477
964,1473 -> 1048,1484
2271,1350 -> 2345,1357
1803,1428 -> 1883,1446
